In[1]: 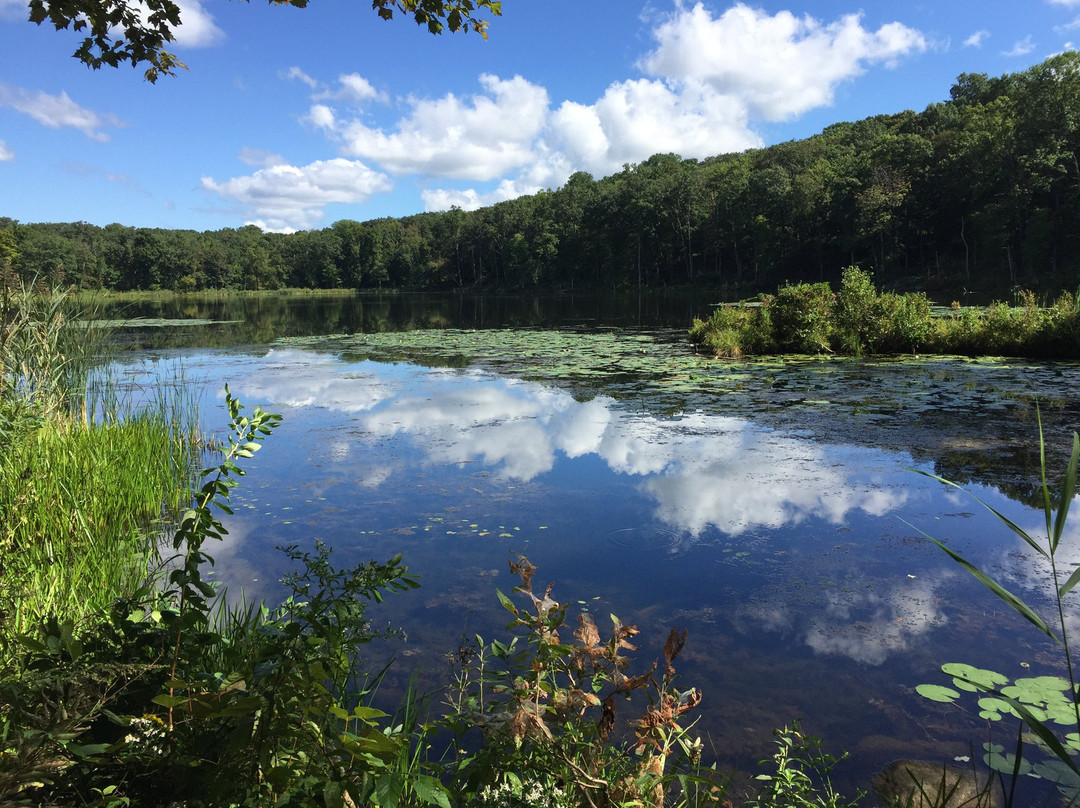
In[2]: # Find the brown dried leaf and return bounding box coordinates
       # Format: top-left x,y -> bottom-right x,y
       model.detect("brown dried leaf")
575,613 -> 601,648
598,695 -> 616,743
614,659 -> 657,694
673,688 -> 702,717
509,555 -> 536,592
663,628 -> 687,675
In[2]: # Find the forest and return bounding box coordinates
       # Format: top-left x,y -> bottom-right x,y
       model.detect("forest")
3,52 -> 1080,297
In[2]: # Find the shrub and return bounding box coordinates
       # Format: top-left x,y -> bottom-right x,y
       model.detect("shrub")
767,283 -> 835,354
833,266 -> 881,356
877,291 -> 932,353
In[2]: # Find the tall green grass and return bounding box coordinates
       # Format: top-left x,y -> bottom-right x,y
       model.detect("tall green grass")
0,282 -> 200,664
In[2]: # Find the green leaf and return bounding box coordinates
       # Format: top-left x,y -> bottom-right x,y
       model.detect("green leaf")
413,775 -> 451,808
941,663 -> 1009,692
495,588 -> 517,615
375,772 -> 406,808
1052,432 -> 1080,555
916,683 -> 961,703
151,694 -> 187,708
324,780 -> 344,808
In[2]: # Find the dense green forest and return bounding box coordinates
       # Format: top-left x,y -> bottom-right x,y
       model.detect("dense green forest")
3,53 -> 1080,296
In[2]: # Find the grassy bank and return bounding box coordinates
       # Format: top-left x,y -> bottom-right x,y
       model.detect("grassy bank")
690,267 -> 1080,359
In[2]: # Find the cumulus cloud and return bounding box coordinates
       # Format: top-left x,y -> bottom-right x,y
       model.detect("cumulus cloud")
0,139 -> 12,161
201,158 -> 393,232
169,0 -> 224,47
640,3 -> 926,121
964,29 -> 989,47
0,83 -> 125,141
260,5 -> 928,219
337,74 -> 550,181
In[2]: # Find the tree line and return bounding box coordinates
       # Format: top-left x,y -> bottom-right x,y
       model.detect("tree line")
3,52 -> 1080,296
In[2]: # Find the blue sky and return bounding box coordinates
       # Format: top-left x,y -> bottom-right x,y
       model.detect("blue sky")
1,0 -> 1079,232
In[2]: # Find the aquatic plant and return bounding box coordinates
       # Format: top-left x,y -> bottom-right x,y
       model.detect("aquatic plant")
913,418 -> 1080,805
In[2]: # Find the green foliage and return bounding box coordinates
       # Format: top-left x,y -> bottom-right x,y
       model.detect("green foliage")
0,281 -> 107,423
766,283 -> 836,354
691,272 -> 1080,359
834,267 -> 882,356
913,418 -> 1080,805
689,304 -> 762,358
439,556 -> 723,808
745,723 -> 862,808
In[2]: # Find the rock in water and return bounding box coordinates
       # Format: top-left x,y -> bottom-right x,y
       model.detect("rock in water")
872,760 -> 997,807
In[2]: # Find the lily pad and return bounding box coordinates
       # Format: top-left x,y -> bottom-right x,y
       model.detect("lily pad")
916,683 -> 961,703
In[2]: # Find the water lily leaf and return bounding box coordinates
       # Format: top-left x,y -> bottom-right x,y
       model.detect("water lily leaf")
983,744 -> 1032,776
941,663 -> 1009,691
977,697 -> 1013,720
916,684 -> 961,703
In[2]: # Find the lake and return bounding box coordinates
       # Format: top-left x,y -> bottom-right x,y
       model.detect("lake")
103,291 -> 1080,800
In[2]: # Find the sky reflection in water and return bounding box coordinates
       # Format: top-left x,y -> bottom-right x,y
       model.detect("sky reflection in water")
126,344 -> 1074,783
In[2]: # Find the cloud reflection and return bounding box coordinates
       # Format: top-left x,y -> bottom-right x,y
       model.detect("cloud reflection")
735,573 -> 952,665
235,350 -> 910,542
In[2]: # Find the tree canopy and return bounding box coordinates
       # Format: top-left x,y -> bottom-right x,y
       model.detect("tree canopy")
26,0 -> 502,81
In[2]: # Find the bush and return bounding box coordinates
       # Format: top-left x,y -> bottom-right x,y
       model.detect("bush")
833,266 -> 881,356
767,283 -> 835,354
690,304 -> 762,358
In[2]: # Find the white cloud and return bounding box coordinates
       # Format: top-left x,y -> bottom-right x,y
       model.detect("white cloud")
1048,0 -> 1080,5
338,73 -> 550,181
550,78 -> 757,178
0,139 -> 12,161
316,73 -> 389,106
0,83 -> 125,141
169,0 -> 224,47
201,158 -> 393,232
283,66 -> 320,89
640,2 -> 926,121
305,103 -> 336,130
964,29 -> 989,47
1004,35 -> 1036,56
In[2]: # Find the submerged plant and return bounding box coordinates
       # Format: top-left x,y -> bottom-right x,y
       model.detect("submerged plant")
912,417 -> 1080,804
